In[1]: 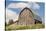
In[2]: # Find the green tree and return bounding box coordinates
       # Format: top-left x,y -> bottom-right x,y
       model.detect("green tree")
8,19 -> 14,25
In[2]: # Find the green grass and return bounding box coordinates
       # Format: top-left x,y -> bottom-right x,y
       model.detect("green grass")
6,24 -> 45,30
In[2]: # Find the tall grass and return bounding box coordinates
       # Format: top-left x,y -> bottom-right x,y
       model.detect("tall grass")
6,24 -> 45,30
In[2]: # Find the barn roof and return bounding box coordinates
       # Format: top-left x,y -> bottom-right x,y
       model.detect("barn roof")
19,7 -> 34,17
19,7 -> 42,21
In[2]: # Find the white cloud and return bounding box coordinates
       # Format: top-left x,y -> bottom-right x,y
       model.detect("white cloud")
28,2 -> 40,16
31,2 -> 40,10
7,2 -> 40,16
8,3 -> 28,9
6,8 -> 19,24
8,2 -> 40,10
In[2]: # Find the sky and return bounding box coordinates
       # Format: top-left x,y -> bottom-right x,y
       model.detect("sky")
6,0 -> 45,24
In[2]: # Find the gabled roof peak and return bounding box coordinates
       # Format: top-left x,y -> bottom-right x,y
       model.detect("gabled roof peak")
19,7 -> 34,17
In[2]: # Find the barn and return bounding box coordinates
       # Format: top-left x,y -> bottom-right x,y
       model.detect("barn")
15,7 -> 42,25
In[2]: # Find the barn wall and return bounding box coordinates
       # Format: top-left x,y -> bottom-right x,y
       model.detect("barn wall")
18,8 -> 35,25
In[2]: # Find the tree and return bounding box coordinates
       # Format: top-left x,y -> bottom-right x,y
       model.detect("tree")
8,19 -> 14,25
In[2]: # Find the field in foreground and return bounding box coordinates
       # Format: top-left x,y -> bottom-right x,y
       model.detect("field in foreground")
6,24 -> 45,31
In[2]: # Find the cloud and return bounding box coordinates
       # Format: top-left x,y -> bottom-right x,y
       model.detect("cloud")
28,2 -> 40,16
29,2 -> 40,10
8,2 -> 40,10
6,8 -> 19,24
8,3 -> 28,9
7,2 -> 40,16
7,2 -> 40,20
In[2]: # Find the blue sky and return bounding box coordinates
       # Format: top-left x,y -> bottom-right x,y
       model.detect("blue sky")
6,1 -> 45,24
6,1 -> 45,17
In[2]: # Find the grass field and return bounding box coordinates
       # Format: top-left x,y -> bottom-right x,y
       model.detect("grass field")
6,23 -> 45,31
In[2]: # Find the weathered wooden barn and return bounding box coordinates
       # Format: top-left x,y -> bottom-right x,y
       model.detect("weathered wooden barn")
15,7 -> 42,25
